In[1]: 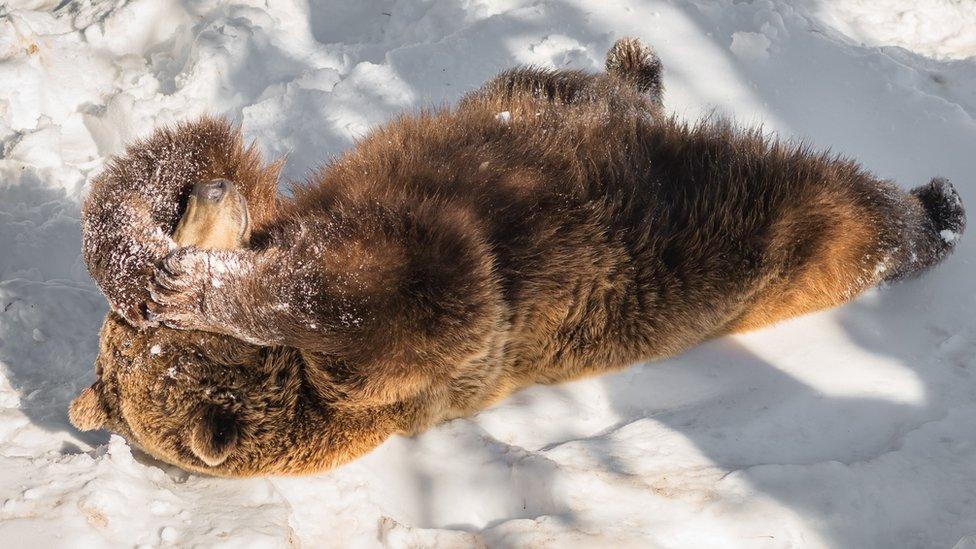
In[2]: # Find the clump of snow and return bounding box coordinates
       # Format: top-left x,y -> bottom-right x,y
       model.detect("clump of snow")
872,255 -> 892,278
798,0 -> 976,60
159,525 -> 178,543
495,111 -> 512,123
730,31 -> 772,61
941,229 -> 959,244
149,344 -> 162,355
2,0 -> 976,547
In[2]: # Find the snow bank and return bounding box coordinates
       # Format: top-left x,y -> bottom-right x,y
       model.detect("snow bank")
2,0 -> 975,546
799,0 -> 976,61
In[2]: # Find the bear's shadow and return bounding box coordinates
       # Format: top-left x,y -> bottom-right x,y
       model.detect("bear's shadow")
0,180 -> 111,449
594,262 -> 975,546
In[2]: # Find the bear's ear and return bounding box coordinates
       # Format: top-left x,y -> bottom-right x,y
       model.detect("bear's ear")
69,385 -> 109,431
189,405 -> 239,467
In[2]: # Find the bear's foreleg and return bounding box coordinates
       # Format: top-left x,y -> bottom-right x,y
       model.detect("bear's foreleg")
146,201 -> 506,405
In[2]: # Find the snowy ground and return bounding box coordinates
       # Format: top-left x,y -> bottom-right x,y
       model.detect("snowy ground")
1,0 -> 975,547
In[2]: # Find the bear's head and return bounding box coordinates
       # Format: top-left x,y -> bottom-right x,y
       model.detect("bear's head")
70,309 -> 400,476
69,313 -> 307,473
72,118 -> 297,474
72,117 -> 401,475
72,160 -> 290,473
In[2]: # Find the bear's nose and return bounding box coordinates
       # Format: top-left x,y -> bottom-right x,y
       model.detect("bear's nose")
193,178 -> 232,203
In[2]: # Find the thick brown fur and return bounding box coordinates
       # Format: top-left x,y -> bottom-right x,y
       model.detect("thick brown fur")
72,38 -> 964,476
81,119 -> 282,326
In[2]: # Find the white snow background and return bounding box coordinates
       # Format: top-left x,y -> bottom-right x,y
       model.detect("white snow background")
2,0 -> 976,547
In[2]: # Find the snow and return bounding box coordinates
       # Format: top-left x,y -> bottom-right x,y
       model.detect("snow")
1,0 -> 976,547
942,229 -> 960,244
797,0 -> 976,61
730,31 -> 772,62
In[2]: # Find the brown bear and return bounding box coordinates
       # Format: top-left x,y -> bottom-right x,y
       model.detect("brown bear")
70,38 -> 964,476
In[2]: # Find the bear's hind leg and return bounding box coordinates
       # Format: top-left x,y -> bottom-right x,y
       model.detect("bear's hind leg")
883,177 -> 966,282
465,38 -> 663,108
726,177 -> 965,334
605,37 -> 664,107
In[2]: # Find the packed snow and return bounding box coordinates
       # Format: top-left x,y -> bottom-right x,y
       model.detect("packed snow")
2,0 -> 976,547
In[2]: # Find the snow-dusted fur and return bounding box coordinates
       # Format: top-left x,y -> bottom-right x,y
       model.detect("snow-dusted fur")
71,39 -> 963,477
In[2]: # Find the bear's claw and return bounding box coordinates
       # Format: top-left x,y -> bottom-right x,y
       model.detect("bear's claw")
144,248 -> 214,331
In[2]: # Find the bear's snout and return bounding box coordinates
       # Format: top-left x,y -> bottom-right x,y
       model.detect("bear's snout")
173,177 -> 250,249
193,178 -> 232,203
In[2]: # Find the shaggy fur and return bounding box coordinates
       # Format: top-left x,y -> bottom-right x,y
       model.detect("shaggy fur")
71,38 -> 964,476
81,120 -> 282,326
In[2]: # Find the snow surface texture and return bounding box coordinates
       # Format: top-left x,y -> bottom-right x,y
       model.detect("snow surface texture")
1,0 -> 975,547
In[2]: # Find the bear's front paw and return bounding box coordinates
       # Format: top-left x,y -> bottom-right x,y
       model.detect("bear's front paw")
145,248 -> 218,332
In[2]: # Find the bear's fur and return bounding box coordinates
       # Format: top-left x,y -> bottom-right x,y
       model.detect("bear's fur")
71,38 -> 965,476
